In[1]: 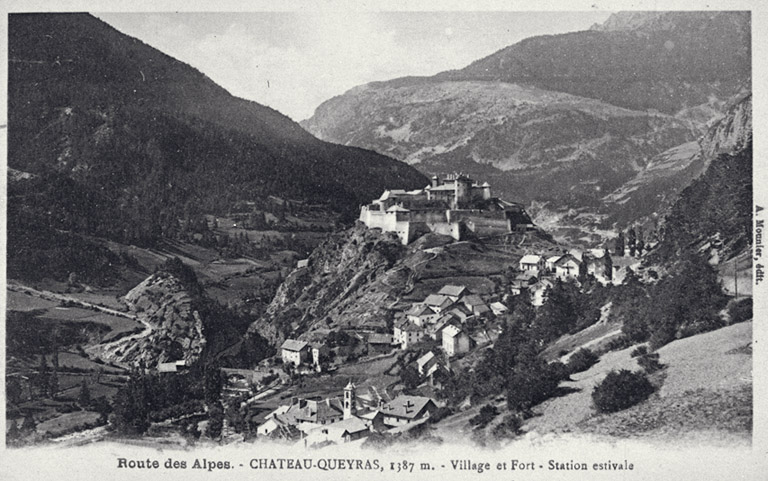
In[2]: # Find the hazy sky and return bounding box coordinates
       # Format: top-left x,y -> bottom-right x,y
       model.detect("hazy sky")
95,12 -> 612,121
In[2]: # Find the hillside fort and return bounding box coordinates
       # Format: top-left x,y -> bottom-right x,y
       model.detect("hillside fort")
359,174 -> 532,244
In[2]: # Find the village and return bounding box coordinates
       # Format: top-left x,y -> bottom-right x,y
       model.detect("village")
203,179 -> 646,448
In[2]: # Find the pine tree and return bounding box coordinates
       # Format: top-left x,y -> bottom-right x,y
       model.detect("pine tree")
627,228 -> 637,257
78,380 -> 91,408
36,356 -> 50,398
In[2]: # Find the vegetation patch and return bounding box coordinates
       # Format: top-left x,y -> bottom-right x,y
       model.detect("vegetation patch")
592,369 -> 655,413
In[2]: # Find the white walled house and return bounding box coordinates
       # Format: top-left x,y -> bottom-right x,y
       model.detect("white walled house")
442,325 -> 471,357
519,254 -> 545,272
281,339 -> 310,367
554,254 -> 583,281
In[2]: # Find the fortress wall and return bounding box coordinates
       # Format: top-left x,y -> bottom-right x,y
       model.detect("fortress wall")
408,210 -> 448,224
427,221 -> 461,240
394,219 -> 413,245
361,209 -> 398,232
465,217 -> 510,236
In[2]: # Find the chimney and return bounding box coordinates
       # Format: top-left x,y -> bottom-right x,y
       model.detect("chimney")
431,175 -> 440,188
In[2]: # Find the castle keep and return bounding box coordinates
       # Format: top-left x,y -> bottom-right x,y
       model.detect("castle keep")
359,174 -> 532,245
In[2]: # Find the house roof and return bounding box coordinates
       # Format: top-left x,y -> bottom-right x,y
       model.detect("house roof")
380,395 -> 436,420
429,184 -> 457,192
424,294 -> 454,309
157,362 -> 178,373
288,398 -> 344,424
520,254 -> 543,264
443,325 -> 464,339
416,351 -> 436,368
317,417 -> 370,442
407,304 -> 436,317
515,271 -> 538,281
281,339 -> 309,352
461,294 -> 485,306
490,302 -> 508,313
400,321 -> 423,333
378,189 -> 407,201
546,255 -> 563,264
473,304 -> 491,315
386,205 -> 410,213
438,285 -> 468,297
555,254 -> 581,266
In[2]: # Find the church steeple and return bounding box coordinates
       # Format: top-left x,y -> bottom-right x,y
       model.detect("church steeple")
343,380 -> 356,419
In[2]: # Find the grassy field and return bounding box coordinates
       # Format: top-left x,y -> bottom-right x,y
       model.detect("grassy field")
36,411 -> 102,436
6,290 -> 58,311
524,321 -> 752,441
34,306 -> 142,342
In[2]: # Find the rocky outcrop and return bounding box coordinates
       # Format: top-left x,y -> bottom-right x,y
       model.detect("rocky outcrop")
105,272 -> 206,366
247,223 -> 558,345
699,92 -> 752,161
247,225 -> 409,344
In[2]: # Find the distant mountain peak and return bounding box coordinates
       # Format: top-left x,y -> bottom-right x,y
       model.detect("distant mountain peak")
591,11 -> 748,33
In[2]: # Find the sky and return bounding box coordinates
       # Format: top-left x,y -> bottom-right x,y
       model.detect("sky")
95,12 -> 613,121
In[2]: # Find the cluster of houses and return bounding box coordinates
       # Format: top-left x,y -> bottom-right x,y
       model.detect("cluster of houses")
394,285 -> 505,356
511,248 -> 640,305
256,382 -> 437,447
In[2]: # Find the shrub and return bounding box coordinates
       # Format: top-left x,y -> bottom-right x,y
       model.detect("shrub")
728,299 -> 753,325
604,335 -> 632,352
630,345 -> 648,358
469,404 -> 499,427
491,413 -> 524,439
429,406 -> 453,424
636,352 -> 664,373
592,369 -> 654,413
567,348 -> 599,374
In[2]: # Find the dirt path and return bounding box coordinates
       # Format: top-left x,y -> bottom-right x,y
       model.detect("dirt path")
7,283 -> 136,319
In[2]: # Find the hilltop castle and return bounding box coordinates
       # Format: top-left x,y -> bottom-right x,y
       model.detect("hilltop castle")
359,174 -> 532,245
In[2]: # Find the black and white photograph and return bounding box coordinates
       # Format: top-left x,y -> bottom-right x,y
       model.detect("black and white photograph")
1,1 -> 764,479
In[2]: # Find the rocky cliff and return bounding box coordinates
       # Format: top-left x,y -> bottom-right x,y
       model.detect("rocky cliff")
247,223 -> 558,344
100,272 -> 206,366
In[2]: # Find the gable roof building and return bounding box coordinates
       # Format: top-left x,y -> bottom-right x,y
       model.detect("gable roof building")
437,285 -> 469,301
519,254 -> 544,271
423,294 -> 455,313
379,395 -> 438,427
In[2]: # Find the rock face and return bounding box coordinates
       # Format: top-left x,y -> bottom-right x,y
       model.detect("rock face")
248,225 -> 408,344
699,93 -> 752,161
113,272 -> 206,366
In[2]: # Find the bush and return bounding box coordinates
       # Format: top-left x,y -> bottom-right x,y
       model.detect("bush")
592,369 -> 654,413
604,335 -> 632,352
428,406 -> 453,424
636,352 -> 664,373
728,299 -> 752,324
567,348 -> 599,374
630,345 -> 648,358
469,404 -> 499,428
491,413 -> 524,439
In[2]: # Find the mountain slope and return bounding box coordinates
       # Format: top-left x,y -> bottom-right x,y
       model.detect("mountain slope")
8,13 -> 427,246
303,11 -> 750,244
441,11 -> 750,114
